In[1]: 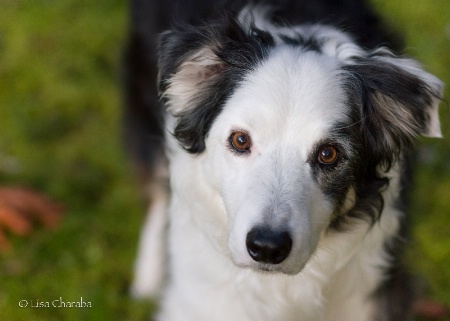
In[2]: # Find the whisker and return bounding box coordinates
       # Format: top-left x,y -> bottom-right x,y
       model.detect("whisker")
334,115 -> 369,130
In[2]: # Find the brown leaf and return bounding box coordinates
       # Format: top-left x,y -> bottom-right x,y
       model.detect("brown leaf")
415,298 -> 450,320
0,187 -> 65,252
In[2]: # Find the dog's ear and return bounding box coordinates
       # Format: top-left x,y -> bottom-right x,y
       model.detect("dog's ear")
158,30 -> 226,115
344,50 -> 443,168
157,19 -> 274,153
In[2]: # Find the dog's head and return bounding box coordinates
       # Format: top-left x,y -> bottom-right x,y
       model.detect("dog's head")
158,16 -> 443,274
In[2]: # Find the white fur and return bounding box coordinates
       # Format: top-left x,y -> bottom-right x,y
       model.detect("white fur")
132,162 -> 169,298
134,10 -> 442,321
157,46 -> 399,320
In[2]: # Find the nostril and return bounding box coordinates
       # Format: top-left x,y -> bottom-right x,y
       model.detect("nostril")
246,227 -> 292,264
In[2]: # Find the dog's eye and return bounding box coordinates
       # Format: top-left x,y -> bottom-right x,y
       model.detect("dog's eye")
229,131 -> 251,153
318,146 -> 338,164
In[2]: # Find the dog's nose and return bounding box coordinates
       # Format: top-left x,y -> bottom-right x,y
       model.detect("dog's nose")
246,228 -> 292,264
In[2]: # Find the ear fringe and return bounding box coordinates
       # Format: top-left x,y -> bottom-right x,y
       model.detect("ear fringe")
162,47 -> 225,115
374,54 -> 444,138
343,53 -> 443,169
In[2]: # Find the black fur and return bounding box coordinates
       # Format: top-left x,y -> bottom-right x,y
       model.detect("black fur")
307,138 -> 356,218
309,52 -> 441,228
158,17 -> 274,153
343,57 -> 437,169
372,149 -> 416,321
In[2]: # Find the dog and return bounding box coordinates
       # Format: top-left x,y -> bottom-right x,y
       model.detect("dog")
124,1 -> 444,320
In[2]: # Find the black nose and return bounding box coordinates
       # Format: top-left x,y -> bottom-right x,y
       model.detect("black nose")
246,227 -> 292,264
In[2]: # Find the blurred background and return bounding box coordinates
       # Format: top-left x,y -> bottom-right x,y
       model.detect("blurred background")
0,0 -> 448,320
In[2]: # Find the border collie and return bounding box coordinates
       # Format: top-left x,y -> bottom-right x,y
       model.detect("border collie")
124,1 -> 443,320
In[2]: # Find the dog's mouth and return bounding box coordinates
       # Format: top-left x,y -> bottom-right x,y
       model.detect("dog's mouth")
233,260 -> 286,273
254,263 -> 289,273
231,255 -> 303,275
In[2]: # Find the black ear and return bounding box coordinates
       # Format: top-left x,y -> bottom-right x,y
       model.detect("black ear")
157,17 -> 274,153
158,28 -> 226,116
344,50 -> 443,168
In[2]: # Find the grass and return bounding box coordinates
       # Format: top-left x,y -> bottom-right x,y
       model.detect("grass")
0,0 -> 449,320
371,0 -> 450,311
0,0 -> 153,319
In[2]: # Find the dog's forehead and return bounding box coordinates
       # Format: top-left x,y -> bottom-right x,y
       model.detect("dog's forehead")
222,46 -> 349,149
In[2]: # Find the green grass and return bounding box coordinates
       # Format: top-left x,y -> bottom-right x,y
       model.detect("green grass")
0,0 -> 449,320
371,0 -> 450,312
0,0 -> 153,319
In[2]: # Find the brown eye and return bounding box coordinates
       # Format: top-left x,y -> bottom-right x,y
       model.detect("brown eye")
318,146 -> 338,164
230,131 -> 251,153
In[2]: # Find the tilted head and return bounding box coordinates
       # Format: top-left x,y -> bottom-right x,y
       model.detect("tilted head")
158,13 -> 443,274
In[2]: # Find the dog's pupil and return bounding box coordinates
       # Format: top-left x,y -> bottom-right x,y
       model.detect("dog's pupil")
323,149 -> 332,159
237,135 -> 247,146
320,147 -> 336,163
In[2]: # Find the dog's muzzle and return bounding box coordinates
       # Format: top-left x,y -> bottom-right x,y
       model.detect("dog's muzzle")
246,227 -> 292,264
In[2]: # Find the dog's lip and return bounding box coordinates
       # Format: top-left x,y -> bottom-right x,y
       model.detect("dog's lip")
233,259 -> 299,275
257,265 -> 283,273
254,263 -> 301,275
256,261 -> 283,269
